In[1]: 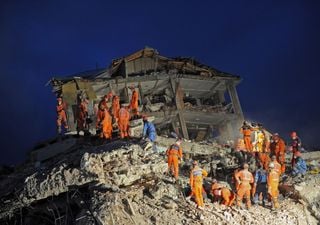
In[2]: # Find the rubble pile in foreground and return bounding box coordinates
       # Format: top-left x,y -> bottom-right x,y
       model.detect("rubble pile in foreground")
0,137 -> 319,225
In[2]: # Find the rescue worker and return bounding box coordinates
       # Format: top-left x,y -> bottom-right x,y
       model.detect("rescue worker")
270,155 -> 282,175
267,163 -> 280,210
240,121 -> 253,152
270,133 -> 286,174
211,179 -> 235,206
235,163 -> 254,209
190,161 -> 208,209
129,86 -> 139,116
292,151 -> 307,176
142,115 -> 157,142
56,97 -> 69,134
98,92 -> 112,111
166,139 -> 183,180
118,104 -> 130,139
258,128 -> 271,170
76,96 -> 88,135
253,164 -> 268,206
290,131 -> 302,168
234,138 -> 247,165
96,104 -> 105,131
253,129 -> 265,153
101,108 -> 112,140
111,95 -> 120,122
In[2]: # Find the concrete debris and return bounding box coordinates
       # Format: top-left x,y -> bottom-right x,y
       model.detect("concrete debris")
0,137 -> 320,224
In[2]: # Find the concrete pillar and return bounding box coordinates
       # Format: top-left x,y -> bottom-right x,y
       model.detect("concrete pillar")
227,82 -> 243,119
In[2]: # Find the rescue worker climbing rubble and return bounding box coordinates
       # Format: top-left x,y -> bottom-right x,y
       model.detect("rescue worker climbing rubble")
118,104 -> 130,139
270,155 -> 282,175
211,179 -> 235,206
166,139 -> 183,181
235,163 -> 254,209
270,133 -> 286,174
56,97 -> 69,134
190,161 -> 208,209
267,162 -> 280,210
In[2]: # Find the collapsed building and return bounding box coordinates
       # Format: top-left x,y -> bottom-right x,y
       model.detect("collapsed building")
49,47 -> 244,141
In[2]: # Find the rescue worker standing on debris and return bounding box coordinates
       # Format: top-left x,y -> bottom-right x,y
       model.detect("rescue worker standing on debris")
240,121 -> 253,152
270,155 -> 282,175
259,128 -> 271,170
101,107 -> 113,140
76,96 -> 89,135
118,104 -> 130,139
292,151 -> 307,176
270,133 -> 286,174
190,161 -> 208,209
129,86 -> 139,117
267,162 -> 280,210
142,115 -> 157,142
235,163 -> 254,209
290,131 -> 302,168
211,179 -> 235,206
56,97 -> 69,134
253,163 -> 268,206
166,139 -> 183,180
98,94 -> 109,111
111,95 -> 120,122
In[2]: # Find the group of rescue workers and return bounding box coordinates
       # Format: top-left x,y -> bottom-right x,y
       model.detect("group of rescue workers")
55,86 -> 156,142
56,90 -> 308,211
165,121 -> 307,210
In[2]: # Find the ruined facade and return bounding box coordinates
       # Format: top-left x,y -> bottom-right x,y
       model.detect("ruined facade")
50,47 -> 244,141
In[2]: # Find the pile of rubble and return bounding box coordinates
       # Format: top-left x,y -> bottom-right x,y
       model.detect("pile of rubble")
0,137 -> 319,224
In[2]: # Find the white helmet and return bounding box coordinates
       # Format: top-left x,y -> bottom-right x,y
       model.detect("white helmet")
269,162 -> 275,168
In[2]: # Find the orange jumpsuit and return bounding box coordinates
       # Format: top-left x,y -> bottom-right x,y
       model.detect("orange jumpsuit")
118,107 -> 130,138
130,90 -> 139,116
111,95 -> 120,121
96,108 -> 105,129
270,138 -> 286,173
76,100 -> 88,131
211,183 -> 235,206
98,99 -> 108,112
101,110 -> 112,139
271,160 -> 282,175
240,127 -> 252,152
235,169 -> 254,208
56,101 -> 68,131
267,169 -> 280,209
190,166 -> 208,207
166,144 -> 182,179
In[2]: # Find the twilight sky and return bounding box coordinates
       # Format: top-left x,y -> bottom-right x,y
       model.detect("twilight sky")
1,0 -> 320,164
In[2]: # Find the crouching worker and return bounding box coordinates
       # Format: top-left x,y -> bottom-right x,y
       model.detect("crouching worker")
292,151 -> 307,177
235,163 -> 254,209
211,179 -> 235,206
190,161 -> 208,210
268,162 -> 280,210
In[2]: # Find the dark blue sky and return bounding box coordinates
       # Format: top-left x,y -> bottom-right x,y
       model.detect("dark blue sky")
1,0 -> 320,164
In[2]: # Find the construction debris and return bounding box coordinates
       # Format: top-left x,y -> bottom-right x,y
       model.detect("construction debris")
0,137 -> 319,224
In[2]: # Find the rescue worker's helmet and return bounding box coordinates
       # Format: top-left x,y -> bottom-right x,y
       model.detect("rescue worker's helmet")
192,160 -> 198,166
269,162 -> 275,168
243,163 -> 249,169
290,131 -> 297,138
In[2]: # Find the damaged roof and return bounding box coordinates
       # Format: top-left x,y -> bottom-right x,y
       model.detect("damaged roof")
50,47 -> 239,83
